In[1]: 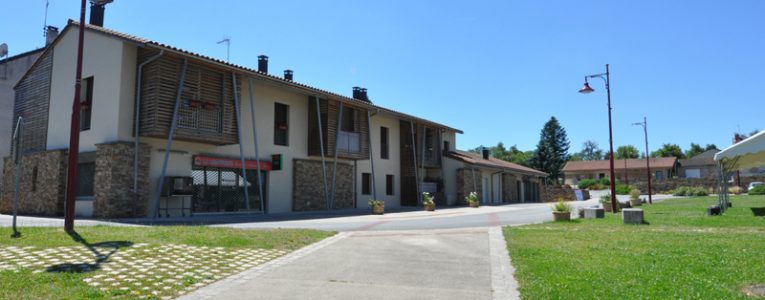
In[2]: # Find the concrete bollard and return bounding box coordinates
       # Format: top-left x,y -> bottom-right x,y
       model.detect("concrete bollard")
584,208 -> 605,219
622,208 -> 644,224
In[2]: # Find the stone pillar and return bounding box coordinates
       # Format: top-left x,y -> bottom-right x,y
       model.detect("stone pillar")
457,168 -> 482,204
293,159 -> 353,211
93,142 -> 151,218
0,150 -> 67,216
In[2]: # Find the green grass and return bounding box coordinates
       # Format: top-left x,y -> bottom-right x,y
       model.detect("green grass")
504,195 -> 765,299
0,226 -> 334,299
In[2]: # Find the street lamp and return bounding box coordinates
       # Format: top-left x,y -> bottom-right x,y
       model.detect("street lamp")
632,117 -> 653,204
579,64 -> 617,213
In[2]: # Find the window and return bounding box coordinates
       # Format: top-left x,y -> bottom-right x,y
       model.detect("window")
424,128 -> 435,161
80,77 -> 93,131
443,140 -> 450,152
31,166 -> 38,192
341,107 -> 356,132
598,173 -> 606,179
362,173 -> 371,195
380,126 -> 389,159
386,174 -> 394,196
76,162 -> 95,197
656,171 -> 664,180
274,103 -> 289,146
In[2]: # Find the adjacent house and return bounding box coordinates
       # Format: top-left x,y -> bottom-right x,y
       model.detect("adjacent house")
678,149 -> 718,179
562,157 -> 678,186
0,20 -> 545,218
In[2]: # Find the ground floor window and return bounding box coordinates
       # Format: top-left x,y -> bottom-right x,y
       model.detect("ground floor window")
362,173 -> 371,195
191,167 -> 267,213
386,175 -> 394,196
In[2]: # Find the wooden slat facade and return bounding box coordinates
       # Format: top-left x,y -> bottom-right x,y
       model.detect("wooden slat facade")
137,48 -> 238,145
307,97 -> 370,160
398,120 -> 442,206
13,50 -> 53,154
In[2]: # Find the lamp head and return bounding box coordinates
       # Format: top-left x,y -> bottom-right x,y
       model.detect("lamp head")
578,78 -> 595,94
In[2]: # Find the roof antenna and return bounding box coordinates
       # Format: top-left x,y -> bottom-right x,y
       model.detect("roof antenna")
43,0 -> 50,37
217,38 -> 230,63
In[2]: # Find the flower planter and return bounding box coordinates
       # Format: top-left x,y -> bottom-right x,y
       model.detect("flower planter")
630,199 -> 642,207
371,204 -> 385,215
469,201 -> 479,208
424,203 -> 435,211
602,203 -> 612,213
552,211 -> 571,221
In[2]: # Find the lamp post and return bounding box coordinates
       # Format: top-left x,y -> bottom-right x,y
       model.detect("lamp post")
579,64 -> 617,213
632,117 -> 653,204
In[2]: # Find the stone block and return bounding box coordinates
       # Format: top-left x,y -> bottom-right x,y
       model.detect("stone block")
584,207 -> 605,219
622,208 -> 644,224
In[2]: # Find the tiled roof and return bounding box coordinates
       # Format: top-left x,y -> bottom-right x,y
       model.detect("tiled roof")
55,21 -> 463,134
563,157 -> 678,172
679,149 -> 718,167
445,150 -> 548,177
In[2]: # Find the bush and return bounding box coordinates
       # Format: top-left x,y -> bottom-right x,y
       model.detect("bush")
729,186 -> 744,195
577,179 -> 598,190
551,200 -> 571,212
615,184 -> 634,195
673,186 -> 708,197
599,178 -> 610,186
629,188 -> 641,201
749,185 -> 765,195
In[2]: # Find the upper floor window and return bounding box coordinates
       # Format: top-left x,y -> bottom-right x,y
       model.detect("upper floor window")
80,77 -> 93,131
274,102 -> 289,146
380,126 -> 389,159
341,107 -> 356,132
424,127 -> 435,161
337,106 -> 360,153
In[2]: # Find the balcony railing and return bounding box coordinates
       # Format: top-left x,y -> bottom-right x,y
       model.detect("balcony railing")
178,100 -> 221,133
337,131 -> 361,153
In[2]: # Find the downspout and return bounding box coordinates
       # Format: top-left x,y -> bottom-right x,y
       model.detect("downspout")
410,121 -> 421,206
133,49 -> 163,212
315,96 -> 330,209
152,58 -> 188,218
231,73 -> 250,210
420,124 -> 426,207
247,78 -> 265,213
330,102 -> 344,208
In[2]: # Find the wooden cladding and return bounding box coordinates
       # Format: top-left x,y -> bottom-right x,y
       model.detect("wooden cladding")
399,120 -> 442,205
307,97 -> 369,160
137,48 -> 238,145
13,50 -> 53,154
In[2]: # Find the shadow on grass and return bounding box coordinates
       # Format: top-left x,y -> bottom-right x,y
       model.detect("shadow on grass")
750,207 -> 765,217
45,231 -> 133,274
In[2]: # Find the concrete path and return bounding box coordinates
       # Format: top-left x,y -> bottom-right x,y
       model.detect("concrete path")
180,227 -> 518,300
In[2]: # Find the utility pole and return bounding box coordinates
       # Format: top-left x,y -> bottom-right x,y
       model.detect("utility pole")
64,0 -> 87,232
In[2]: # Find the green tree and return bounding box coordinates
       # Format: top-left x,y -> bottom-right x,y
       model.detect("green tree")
705,144 -> 718,151
685,143 -> 705,158
530,116 -> 570,181
615,145 -> 640,159
491,142 -> 510,161
651,143 -> 686,159
508,145 -> 533,167
576,140 -> 603,161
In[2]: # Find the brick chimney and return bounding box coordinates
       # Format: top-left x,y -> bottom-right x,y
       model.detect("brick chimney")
258,55 -> 268,73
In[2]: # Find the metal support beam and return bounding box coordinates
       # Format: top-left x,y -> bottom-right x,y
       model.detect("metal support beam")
330,102 -> 344,208
420,124 -> 426,206
315,96 -> 330,209
410,121 -> 421,206
152,59 -> 188,218
247,78 -> 265,213
11,117 -> 23,238
232,73 -> 251,210
134,49 -> 164,214
368,110 -> 377,200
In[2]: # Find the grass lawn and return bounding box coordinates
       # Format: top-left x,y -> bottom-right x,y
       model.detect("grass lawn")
0,226 -> 334,299
504,195 -> 765,299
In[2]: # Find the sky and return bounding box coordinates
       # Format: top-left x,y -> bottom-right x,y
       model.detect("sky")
2,0 -> 763,155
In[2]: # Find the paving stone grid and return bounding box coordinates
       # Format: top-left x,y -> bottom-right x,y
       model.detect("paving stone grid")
0,244 -> 288,299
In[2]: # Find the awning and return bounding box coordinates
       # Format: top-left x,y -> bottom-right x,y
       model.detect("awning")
714,130 -> 765,170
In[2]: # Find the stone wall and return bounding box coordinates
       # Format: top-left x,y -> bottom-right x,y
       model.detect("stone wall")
630,176 -> 765,194
456,168 -> 482,205
545,187 -> 590,202
93,142 -> 151,218
0,150 -> 67,216
293,159 -> 354,211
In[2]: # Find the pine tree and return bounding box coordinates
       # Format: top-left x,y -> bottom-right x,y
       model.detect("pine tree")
530,116 -> 570,182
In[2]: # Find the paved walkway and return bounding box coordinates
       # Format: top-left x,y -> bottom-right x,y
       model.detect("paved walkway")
180,227 -> 518,300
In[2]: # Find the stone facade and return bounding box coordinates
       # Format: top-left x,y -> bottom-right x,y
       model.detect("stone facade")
293,159 -> 353,211
545,187 -> 590,202
0,150 -> 67,216
502,174 -> 519,203
456,168 -> 483,205
93,142 -> 151,218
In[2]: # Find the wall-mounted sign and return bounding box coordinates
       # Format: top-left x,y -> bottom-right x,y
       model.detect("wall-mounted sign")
271,154 -> 283,171
193,155 -> 272,171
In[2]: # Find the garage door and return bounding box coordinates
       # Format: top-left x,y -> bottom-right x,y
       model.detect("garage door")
685,168 -> 701,178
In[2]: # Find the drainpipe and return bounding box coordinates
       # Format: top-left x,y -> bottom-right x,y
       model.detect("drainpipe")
133,49 -> 163,213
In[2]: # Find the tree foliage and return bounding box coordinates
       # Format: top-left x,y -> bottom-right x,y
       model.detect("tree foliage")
468,143 -> 533,167
574,140 -> 603,161
615,145 -> 640,159
685,143 -> 705,158
530,116 -> 570,181
651,143 -> 685,159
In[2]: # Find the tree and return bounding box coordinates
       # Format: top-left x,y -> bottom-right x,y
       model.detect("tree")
705,144 -> 718,151
491,142 -> 510,161
530,116 -> 570,181
651,143 -> 685,159
508,145 -> 533,167
685,143 -> 705,158
576,140 -> 603,161
615,145 -> 640,159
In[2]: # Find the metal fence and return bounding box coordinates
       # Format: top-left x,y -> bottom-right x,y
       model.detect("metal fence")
191,167 -> 265,213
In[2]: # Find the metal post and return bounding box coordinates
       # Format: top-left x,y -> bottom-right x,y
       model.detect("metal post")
134,49 -> 164,212
605,64 -> 617,213
367,110 -> 377,200
643,117 -> 653,204
247,78 -> 265,213
231,73 -> 250,210
420,124 -> 426,206
330,102 -> 344,208
64,0 -> 87,232
152,59 -> 188,218
11,117 -> 23,238
315,96 -> 330,209
410,121 -> 421,206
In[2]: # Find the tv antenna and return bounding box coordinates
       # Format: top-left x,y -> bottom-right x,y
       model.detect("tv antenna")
217,38 -> 230,62
43,0 -> 50,37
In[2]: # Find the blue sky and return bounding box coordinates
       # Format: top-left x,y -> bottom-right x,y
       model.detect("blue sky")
3,1 -> 763,155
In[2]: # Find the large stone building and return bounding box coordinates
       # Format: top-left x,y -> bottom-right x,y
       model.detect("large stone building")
1,20 -> 546,218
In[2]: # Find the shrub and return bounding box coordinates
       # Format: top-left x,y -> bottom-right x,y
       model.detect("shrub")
422,192 -> 434,205
629,188 -> 641,201
599,178 -> 610,186
615,184 -> 634,195
750,185 -> 765,195
673,186 -> 689,196
599,194 -> 611,203
551,200 -> 571,213
577,179 -> 597,190
673,186 -> 708,197
692,188 -> 708,196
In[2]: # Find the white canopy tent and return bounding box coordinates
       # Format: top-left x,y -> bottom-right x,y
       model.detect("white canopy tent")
714,130 -> 765,171
714,130 -> 765,213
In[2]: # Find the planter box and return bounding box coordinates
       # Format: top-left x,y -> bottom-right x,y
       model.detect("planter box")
552,211 -> 571,221
630,199 -> 642,207
469,202 -> 479,208
424,203 -> 435,211
372,205 -> 385,215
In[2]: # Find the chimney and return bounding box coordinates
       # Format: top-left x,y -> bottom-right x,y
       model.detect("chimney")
734,133 -> 744,144
257,55 -> 268,73
352,87 -> 362,100
284,69 -> 293,81
89,0 -> 113,27
45,26 -> 59,46
482,147 -> 490,160
360,88 -> 368,101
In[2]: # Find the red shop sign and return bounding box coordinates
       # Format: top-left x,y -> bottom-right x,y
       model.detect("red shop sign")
193,155 -> 272,171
